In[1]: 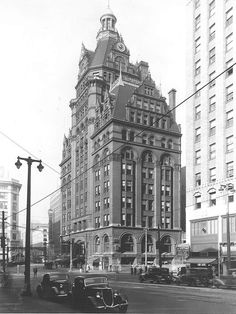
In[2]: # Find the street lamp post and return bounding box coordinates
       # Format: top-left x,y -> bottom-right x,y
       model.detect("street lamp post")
219,183 -> 235,275
15,156 -> 44,296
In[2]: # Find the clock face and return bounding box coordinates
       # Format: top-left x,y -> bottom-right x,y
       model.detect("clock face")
117,42 -> 125,52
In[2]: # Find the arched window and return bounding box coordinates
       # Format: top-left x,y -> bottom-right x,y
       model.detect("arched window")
161,235 -> 172,253
121,234 -> 134,252
142,151 -> 153,163
141,235 -> 153,253
94,236 -> 100,253
104,235 -> 109,252
121,148 -> 134,160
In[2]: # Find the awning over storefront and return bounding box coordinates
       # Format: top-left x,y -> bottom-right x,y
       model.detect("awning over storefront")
186,258 -> 216,266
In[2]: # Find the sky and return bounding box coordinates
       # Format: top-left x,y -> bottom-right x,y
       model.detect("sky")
0,0 -> 187,226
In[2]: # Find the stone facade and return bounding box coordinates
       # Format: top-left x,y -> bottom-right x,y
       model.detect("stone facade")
60,7 -> 182,268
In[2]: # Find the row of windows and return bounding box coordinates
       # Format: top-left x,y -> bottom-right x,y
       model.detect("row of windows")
194,162 -> 234,184
194,191 -> 234,209
195,59 -> 233,83
195,81 -> 233,104
195,136 -> 234,156
128,110 -> 168,129
195,3 -> 232,32
194,109 -> 234,132
191,215 -> 236,236
95,198 -> 110,211
95,214 -> 110,228
130,96 -> 161,112
191,218 -> 218,235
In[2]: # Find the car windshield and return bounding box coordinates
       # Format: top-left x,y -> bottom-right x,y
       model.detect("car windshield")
50,274 -> 70,281
84,277 -> 108,286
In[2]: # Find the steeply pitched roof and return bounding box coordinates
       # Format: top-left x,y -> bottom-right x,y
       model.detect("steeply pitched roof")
111,83 -> 136,120
90,37 -> 116,68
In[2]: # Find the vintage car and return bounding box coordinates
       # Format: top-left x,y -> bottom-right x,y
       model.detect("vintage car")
70,274 -> 128,312
139,267 -> 171,284
36,273 -> 71,300
175,267 -> 213,287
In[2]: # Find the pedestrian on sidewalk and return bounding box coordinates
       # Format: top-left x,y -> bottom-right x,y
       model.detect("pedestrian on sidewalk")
33,267 -> 38,278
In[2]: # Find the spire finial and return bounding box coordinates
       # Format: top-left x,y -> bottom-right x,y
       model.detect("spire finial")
107,0 -> 110,8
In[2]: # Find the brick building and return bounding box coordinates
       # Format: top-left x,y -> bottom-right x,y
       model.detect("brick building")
60,7 -> 182,269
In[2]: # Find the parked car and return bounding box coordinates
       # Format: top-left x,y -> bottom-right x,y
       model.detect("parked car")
175,267 -> 213,287
70,274 -> 128,312
139,267 -> 171,284
36,273 -> 71,300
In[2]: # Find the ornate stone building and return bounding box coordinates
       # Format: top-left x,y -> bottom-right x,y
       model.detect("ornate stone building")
60,7 -> 182,269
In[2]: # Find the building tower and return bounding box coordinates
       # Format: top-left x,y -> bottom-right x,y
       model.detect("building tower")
0,171 -> 22,263
60,6 -> 182,269
186,0 -> 236,266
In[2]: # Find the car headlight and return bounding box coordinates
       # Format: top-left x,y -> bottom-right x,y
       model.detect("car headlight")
96,291 -> 102,298
114,290 -> 119,297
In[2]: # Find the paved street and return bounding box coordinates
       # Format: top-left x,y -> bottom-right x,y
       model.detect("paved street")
1,269 -> 236,313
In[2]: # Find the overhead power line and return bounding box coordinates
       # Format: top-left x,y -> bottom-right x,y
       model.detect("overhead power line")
4,63 -> 236,220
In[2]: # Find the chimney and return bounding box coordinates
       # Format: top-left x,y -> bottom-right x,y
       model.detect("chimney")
168,89 -> 176,120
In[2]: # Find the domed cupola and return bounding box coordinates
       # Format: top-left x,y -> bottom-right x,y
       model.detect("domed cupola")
96,5 -> 119,41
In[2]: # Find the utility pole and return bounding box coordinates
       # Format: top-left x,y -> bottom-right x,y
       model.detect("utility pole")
15,156 -> 44,296
144,217 -> 148,267
157,224 -> 162,268
69,234 -> 73,272
1,211 -> 6,272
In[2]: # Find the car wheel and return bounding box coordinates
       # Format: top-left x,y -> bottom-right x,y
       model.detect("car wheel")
119,305 -> 128,313
139,277 -> 144,283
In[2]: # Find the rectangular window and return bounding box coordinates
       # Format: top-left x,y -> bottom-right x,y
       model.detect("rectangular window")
226,59 -> 233,77
209,71 -> 216,88
195,59 -> 201,75
195,172 -> 201,187
195,195 -> 201,209
127,197 -> 132,208
209,167 -> 216,182
226,110 -> 234,127
209,23 -> 215,41
127,180 -> 132,192
226,7 -> 233,27
195,0 -> 200,9
209,0 -> 215,18
195,127 -> 201,142
195,82 -> 201,97
209,95 -> 216,112
195,37 -> 201,53
195,150 -> 201,165
126,164 -> 132,175
137,112 -> 141,123
226,85 -> 233,102
226,161 -> 234,178
226,135 -> 234,153
148,200 -> 153,211
195,14 -> 200,31
209,47 -> 215,64
166,185 -> 171,196
226,33 -> 233,52
209,143 -> 216,160
195,104 -> 201,120
209,119 -> 216,136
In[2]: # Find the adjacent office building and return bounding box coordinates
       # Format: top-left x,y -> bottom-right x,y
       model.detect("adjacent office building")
186,0 -> 236,265
0,168 -> 22,262
60,7 -> 182,268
